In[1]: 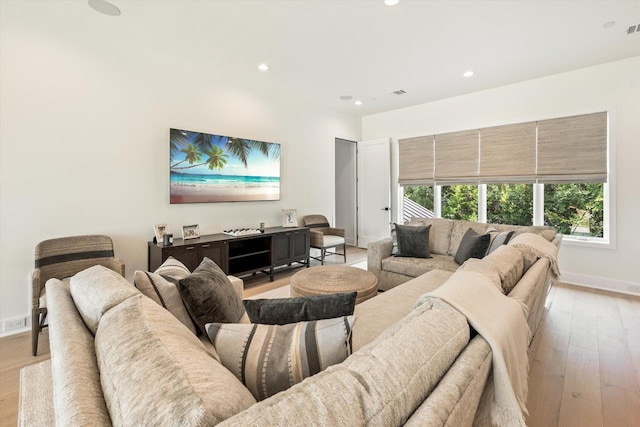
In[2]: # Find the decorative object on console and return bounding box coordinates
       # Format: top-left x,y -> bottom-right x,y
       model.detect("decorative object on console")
153,223 -> 169,243
282,209 -> 298,227
205,316 -> 356,401
223,228 -> 264,237
243,292 -> 357,325
170,128 -> 280,204
182,224 -> 200,240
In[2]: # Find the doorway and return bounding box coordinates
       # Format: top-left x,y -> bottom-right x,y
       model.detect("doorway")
335,138 -> 357,246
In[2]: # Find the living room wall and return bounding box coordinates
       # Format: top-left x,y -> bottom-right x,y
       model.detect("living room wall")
362,56 -> 640,293
0,3 -> 360,333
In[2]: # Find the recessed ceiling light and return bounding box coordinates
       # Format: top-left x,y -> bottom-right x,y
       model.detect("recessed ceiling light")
603,21 -> 616,29
258,64 -> 270,72
88,0 -> 121,16
463,70 -> 475,78
339,95 -> 353,101
384,0 -> 402,6
355,100 -> 363,106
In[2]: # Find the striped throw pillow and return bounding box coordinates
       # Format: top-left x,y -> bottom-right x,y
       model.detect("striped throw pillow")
205,316 -> 355,401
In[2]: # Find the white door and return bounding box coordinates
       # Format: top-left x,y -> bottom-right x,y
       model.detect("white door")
357,138 -> 391,248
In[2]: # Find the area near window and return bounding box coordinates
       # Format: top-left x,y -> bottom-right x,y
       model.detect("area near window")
398,112 -> 609,244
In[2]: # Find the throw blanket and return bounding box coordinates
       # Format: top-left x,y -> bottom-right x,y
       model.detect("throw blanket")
418,270 -> 531,427
508,232 -> 560,278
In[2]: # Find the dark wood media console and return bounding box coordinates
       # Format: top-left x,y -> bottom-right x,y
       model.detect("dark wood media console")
148,226 -> 310,281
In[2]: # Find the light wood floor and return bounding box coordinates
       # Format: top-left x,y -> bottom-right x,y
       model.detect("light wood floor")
1,248 -> 638,426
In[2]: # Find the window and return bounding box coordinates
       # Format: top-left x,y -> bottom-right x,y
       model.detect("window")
543,183 -> 604,238
402,186 -> 434,221
441,185 -> 477,221
486,184 -> 533,226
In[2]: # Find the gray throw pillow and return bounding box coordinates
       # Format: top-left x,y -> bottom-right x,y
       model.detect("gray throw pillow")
454,228 -> 491,265
485,230 -> 515,255
394,223 -> 432,258
179,258 -> 247,333
243,292 -> 357,325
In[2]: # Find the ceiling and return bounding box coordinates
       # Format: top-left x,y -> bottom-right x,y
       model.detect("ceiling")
6,0 -> 640,117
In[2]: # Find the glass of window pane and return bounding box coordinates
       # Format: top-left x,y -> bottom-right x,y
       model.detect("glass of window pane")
486,184 -> 533,226
402,186 -> 434,222
543,183 -> 604,238
441,185 -> 478,221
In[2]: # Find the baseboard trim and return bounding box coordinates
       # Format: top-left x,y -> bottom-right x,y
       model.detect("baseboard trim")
560,272 -> 640,297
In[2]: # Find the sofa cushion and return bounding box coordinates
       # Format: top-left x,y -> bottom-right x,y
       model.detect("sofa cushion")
179,258 -> 247,333
95,294 -> 256,425
382,253 -> 459,278
70,265 -> 139,334
457,258 -> 502,291
243,292 -> 357,325
395,223 -> 431,258
408,217 -> 454,255
448,221 -> 489,255
483,245 -> 525,294
485,230 -> 515,255
454,228 -> 491,265
134,270 -> 197,334
206,316 -> 356,401
219,298 -> 469,426
154,256 -> 190,279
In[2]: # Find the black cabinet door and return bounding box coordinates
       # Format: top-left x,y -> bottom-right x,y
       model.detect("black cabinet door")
291,230 -> 310,259
199,241 -> 228,272
165,245 -> 199,271
272,233 -> 292,264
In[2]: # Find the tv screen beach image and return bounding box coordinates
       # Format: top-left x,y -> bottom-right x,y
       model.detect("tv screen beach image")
170,128 -> 280,203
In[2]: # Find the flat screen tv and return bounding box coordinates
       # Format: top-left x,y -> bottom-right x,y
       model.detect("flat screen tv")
170,128 -> 280,204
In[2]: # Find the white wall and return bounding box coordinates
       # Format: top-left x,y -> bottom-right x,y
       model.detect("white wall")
0,3 -> 360,332
362,57 -> 640,290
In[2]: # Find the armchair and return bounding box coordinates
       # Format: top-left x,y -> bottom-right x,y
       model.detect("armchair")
302,214 -> 346,265
31,235 -> 125,356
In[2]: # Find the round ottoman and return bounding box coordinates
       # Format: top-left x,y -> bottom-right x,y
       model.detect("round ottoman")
290,265 -> 378,304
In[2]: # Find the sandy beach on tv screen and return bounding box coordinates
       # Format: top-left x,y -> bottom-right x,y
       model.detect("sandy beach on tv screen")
171,183 -> 279,203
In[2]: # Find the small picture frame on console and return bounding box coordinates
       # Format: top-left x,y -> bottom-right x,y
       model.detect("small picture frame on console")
282,209 -> 298,228
182,224 -> 201,240
153,223 -> 169,243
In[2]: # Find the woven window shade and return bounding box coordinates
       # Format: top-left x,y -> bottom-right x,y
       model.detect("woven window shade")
537,112 -> 607,183
434,129 -> 479,184
480,122 -> 537,183
398,136 -> 434,185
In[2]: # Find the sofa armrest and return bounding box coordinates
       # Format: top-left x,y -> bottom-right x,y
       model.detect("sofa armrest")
367,238 -> 393,279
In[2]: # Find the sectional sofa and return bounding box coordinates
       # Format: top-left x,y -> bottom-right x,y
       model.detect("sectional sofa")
368,217 -> 560,291
19,230 -> 560,426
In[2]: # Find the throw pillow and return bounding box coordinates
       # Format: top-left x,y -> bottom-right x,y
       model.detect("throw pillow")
485,230 -> 515,255
179,257 -> 247,333
394,223 -> 432,258
154,256 -> 190,280
243,292 -> 357,325
205,316 -> 356,401
454,228 -> 491,265
483,245 -> 525,294
134,270 -> 197,334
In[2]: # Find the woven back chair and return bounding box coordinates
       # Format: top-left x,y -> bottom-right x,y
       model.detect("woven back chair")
302,215 -> 347,265
31,235 -> 125,356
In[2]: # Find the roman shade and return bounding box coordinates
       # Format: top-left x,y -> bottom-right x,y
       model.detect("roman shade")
479,122 -> 537,183
398,136 -> 434,185
537,112 -> 607,183
434,129 -> 479,184
397,112 -> 607,186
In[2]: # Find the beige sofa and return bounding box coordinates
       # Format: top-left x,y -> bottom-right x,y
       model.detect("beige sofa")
368,217 -> 561,291
19,235 -> 558,426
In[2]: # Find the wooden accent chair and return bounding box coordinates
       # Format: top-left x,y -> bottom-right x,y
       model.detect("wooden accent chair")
31,235 -> 125,356
302,215 -> 347,265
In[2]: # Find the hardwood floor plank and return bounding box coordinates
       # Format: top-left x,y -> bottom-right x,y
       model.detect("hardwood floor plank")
557,345 -> 602,427
601,384 -> 640,427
